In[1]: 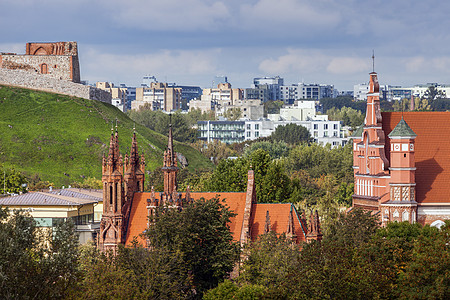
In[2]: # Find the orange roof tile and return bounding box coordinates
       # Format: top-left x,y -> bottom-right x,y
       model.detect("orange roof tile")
250,203 -> 307,243
125,192 -> 149,246
382,112 -> 450,204
125,191 -> 247,246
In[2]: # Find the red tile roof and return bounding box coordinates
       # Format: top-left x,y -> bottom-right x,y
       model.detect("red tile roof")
125,192 -> 247,246
382,112 -> 450,204
250,203 -> 306,243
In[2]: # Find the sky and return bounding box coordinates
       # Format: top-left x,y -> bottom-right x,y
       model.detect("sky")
1,0 -> 450,91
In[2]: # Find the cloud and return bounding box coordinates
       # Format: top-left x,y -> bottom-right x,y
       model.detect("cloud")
239,0 -> 340,30
0,43 -> 24,54
103,0 -> 231,31
259,49 -> 368,76
327,57 -> 369,74
81,47 -> 221,84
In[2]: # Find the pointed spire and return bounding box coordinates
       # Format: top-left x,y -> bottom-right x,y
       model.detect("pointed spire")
388,116 -> 417,138
264,210 -> 271,233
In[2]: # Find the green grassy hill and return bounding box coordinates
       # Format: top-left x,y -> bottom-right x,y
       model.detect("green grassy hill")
0,85 -> 212,187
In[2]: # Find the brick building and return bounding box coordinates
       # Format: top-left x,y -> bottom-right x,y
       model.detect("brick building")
0,42 -> 80,83
98,125 -> 322,252
352,72 -> 450,228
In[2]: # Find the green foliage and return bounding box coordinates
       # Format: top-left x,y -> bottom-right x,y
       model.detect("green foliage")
0,85 -> 212,187
263,100 -> 284,116
146,198 -> 240,296
223,107 -> 242,121
243,140 -> 290,160
71,177 -> 102,189
204,149 -> 293,203
191,139 -> 237,165
203,280 -> 268,300
238,232 -> 301,298
320,96 -> 366,113
127,109 -> 198,143
0,207 -> 79,299
270,123 -> 311,144
0,165 -> 27,194
423,85 -> 447,101
397,221 -> 450,300
285,142 -> 353,181
326,106 -> 364,128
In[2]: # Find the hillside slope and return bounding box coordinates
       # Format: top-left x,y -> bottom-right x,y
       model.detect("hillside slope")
0,85 -> 212,186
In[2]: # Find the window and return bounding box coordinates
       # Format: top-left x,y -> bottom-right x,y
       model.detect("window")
255,124 -> 259,130
324,131 -> 328,137
247,132 -> 251,137
324,124 -> 328,130
334,124 -> 338,130
255,131 -> 259,137
247,124 -> 251,130
314,124 -> 318,130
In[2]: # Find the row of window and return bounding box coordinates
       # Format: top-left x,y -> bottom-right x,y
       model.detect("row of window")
313,123 -> 339,130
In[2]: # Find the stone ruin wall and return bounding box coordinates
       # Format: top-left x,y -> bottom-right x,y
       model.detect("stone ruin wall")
0,54 -> 80,83
0,68 -> 111,103
0,41 -> 80,83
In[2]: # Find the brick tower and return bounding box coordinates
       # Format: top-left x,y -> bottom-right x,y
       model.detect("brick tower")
161,123 -> 181,207
381,118 -> 417,225
352,72 -> 390,210
99,127 -> 144,252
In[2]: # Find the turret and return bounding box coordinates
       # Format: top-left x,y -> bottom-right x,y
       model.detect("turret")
382,117 -> 418,225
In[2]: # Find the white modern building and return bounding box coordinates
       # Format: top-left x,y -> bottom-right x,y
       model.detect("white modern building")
244,119 -> 347,148
279,83 -> 335,102
198,118 -> 348,147
268,100 -> 326,122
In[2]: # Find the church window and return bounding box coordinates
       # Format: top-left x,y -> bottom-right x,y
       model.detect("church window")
411,210 -> 416,223
402,186 -> 409,201
402,210 -> 409,222
109,185 -> 113,206
393,209 -> 399,218
393,186 -> 401,201
114,183 -> 118,212
410,187 -> 415,201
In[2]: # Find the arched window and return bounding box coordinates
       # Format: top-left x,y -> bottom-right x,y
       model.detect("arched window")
402,210 -> 409,222
40,63 -> 48,74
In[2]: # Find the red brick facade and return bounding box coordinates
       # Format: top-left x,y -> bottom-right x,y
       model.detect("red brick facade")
99,126 -> 322,251
353,72 -> 450,227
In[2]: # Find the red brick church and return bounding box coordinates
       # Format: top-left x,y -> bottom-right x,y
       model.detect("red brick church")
98,126 -> 322,252
353,72 -> 450,228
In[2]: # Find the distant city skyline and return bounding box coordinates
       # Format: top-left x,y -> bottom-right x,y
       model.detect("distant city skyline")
2,1 -> 450,90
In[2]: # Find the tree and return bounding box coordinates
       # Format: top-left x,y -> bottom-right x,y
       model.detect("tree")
238,232 -> 301,298
270,123 -> 311,144
145,198 -> 240,296
223,107 -> 242,121
263,100 -> 283,116
204,149 -> 293,203
423,85 -> 446,102
0,207 -> 79,299
243,140 -> 290,160
0,165 -> 27,194
397,221 -> 450,299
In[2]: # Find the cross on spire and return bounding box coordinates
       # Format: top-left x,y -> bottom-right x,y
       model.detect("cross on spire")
372,50 -> 375,72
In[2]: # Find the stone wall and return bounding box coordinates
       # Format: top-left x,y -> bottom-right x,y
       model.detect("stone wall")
0,68 -> 111,103
0,54 -> 80,83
